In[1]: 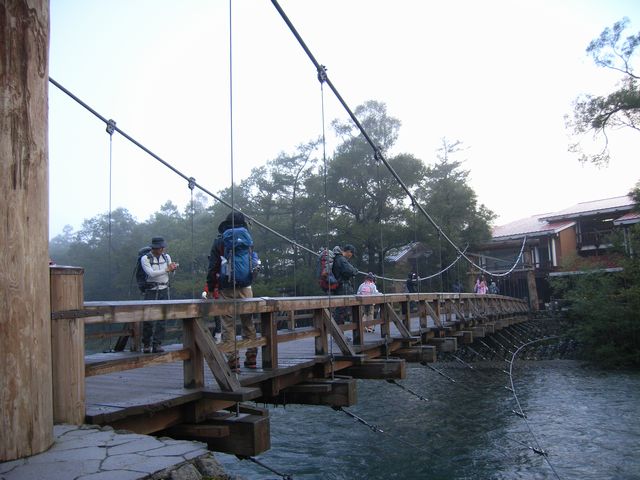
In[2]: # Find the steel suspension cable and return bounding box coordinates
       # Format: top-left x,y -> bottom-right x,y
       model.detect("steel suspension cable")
270,0 -> 524,279
49,77 -> 319,259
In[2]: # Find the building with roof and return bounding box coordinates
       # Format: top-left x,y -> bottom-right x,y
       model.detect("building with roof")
475,195 -> 638,310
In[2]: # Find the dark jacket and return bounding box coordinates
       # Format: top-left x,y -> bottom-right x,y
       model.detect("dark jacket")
332,253 -> 358,295
206,234 -> 224,291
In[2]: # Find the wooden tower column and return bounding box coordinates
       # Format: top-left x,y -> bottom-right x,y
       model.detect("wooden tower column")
0,0 -> 52,461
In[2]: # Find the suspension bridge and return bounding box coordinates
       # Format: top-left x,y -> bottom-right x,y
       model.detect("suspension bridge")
2,2 -> 565,479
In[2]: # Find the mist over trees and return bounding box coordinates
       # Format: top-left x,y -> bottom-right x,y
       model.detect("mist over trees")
50,100 -> 494,301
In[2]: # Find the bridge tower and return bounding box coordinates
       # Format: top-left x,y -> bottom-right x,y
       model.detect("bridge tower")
0,0 -> 53,461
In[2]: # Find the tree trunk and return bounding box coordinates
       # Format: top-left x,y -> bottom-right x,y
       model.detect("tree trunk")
0,0 -> 52,461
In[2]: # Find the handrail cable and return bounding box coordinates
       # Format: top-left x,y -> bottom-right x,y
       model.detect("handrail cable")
270,0 -> 525,278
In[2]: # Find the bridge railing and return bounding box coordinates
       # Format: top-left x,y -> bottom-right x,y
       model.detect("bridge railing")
50,266 -> 529,424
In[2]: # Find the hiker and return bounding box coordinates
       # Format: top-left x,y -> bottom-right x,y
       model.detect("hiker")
357,272 -> 379,332
206,212 -> 259,371
140,236 -> 178,353
475,276 -> 488,294
332,244 -> 359,324
402,271 -> 419,315
452,279 -> 463,293
488,280 -> 499,295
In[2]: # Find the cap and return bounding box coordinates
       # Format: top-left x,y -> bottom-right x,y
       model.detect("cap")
151,236 -> 167,248
343,244 -> 356,254
365,272 -> 375,280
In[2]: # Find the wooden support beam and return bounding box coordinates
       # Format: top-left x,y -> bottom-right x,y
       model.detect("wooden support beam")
453,330 -> 473,344
192,318 -> 241,392
260,311 -> 277,369
164,423 -> 230,439
51,267 -> 85,426
472,326 -> 486,338
201,412 -> 271,457
269,378 -> 357,407
427,337 -> 457,352
182,318 -> 204,388
201,388 -> 263,403
322,308 -> 356,356
384,304 -> 412,338
342,358 -> 406,380
423,301 -> 442,328
392,345 -> 437,363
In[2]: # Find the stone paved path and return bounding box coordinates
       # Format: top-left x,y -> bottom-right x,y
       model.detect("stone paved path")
0,424 -> 227,480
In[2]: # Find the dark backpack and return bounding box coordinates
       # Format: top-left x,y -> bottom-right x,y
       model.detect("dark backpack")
316,247 -> 339,292
134,247 -> 168,293
221,227 -> 255,287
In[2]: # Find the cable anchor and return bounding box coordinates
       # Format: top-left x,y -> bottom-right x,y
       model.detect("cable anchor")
188,177 -> 196,191
317,64 -> 328,83
386,379 -> 428,402
106,119 -> 116,136
332,406 -> 384,433
236,455 -> 293,479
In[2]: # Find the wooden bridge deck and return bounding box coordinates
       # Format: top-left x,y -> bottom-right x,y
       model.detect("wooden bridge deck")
50,266 -> 529,455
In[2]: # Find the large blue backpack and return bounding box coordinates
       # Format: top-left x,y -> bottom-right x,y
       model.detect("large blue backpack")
221,227 -> 255,287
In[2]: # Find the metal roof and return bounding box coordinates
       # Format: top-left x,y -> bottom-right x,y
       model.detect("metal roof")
540,195 -> 635,221
492,215 -> 575,241
613,211 -> 640,225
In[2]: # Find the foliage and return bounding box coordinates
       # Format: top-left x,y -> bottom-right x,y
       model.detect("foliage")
49,101 -> 494,301
550,224 -> 640,368
567,17 -> 640,166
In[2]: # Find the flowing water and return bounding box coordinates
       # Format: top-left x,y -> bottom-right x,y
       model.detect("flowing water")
216,360 -> 640,480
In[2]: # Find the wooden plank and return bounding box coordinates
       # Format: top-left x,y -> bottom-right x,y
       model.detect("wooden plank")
203,413 -> 271,457
201,387 -> 262,402
85,348 -> 190,377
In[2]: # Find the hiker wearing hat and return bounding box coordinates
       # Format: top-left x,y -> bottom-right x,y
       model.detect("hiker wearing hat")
357,272 -> 379,332
331,244 -> 359,324
206,211 -> 260,372
140,236 -> 178,353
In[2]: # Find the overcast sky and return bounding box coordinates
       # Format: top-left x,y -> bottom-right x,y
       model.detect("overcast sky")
49,0 -> 640,239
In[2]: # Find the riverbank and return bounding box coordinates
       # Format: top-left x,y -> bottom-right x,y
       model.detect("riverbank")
0,424 -> 238,480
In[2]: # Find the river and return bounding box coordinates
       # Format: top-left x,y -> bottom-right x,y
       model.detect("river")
215,360 -> 640,479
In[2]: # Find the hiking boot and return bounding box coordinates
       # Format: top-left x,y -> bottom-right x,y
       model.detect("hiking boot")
228,357 -> 240,372
152,345 -> 164,353
142,345 -> 151,354
244,351 -> 258,369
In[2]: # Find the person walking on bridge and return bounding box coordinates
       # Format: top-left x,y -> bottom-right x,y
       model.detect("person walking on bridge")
206,212 -> 260,372
332,244 -> 358,324
141,236 -> 178,353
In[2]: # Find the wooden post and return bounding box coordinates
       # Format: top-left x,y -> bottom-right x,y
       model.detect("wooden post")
50,267 -> 86,424
0,0 -> 52,461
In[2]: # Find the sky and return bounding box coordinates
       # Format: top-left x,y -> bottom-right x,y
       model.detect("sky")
49,0 -> 640,240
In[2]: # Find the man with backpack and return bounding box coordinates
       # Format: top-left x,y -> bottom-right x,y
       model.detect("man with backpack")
332,244 -> 359,324
140,236 -> 178,353
206,212 -> 259,372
